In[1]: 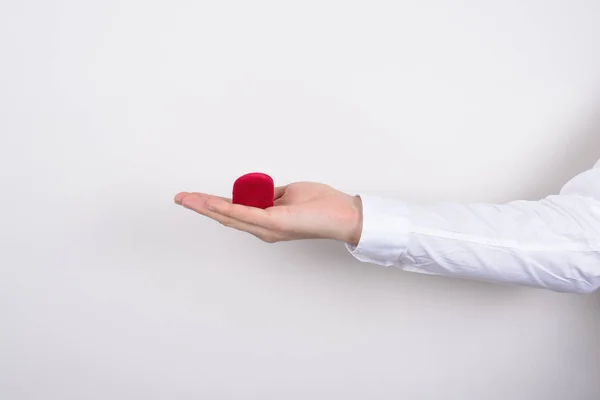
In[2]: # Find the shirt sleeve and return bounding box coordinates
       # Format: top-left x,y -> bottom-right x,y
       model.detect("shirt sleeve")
346,159 -> 600,294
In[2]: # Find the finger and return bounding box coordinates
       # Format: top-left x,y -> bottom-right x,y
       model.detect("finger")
179,192 -> 220,214
178,192 -> 277,229
273,185 -> 289,206
274,185 -> 288,200
174,192 -> 190,205
175,191 -> 231,205
181,194 -> 278,240
203,196 -> 276,229
190,192 -> 232,203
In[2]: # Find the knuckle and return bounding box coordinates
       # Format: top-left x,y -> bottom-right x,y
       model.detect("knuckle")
267,232 -> 286,243
262,234 -> 278,243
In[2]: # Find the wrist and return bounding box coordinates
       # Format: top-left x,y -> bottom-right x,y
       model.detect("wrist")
345,195 -> 363,246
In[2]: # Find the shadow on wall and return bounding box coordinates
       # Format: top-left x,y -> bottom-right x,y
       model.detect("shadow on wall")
527,101 -> 600,199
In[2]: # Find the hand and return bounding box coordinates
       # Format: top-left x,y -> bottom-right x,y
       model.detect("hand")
174,182 -> 363,245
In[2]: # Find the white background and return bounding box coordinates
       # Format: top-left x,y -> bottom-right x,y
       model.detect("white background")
2,1 -> 600,399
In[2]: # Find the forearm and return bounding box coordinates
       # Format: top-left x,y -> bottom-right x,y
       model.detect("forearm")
347,193 -> 600,294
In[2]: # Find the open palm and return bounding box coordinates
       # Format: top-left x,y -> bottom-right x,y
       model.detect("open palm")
174,182 -> 362,245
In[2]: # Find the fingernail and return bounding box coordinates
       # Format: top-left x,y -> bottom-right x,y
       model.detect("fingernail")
174,192 -> 190,205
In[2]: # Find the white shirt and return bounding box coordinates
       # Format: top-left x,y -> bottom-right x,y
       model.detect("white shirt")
346,159 -> 600,294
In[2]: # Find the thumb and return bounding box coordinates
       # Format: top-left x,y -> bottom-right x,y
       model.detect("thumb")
274,185 -> 288,201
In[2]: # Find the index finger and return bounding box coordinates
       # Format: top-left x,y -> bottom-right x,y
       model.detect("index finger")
204,196 -> 274,228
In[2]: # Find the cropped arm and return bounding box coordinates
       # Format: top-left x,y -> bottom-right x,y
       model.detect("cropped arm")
347,160 -> 600,293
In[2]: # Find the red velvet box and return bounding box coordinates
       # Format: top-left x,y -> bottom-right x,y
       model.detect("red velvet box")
232,172 -> 274,209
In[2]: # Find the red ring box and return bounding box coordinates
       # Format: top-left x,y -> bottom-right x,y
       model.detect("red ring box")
232,172 -> 274,209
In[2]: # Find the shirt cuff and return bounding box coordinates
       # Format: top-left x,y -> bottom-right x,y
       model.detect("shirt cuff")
345,194 -> 412,266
